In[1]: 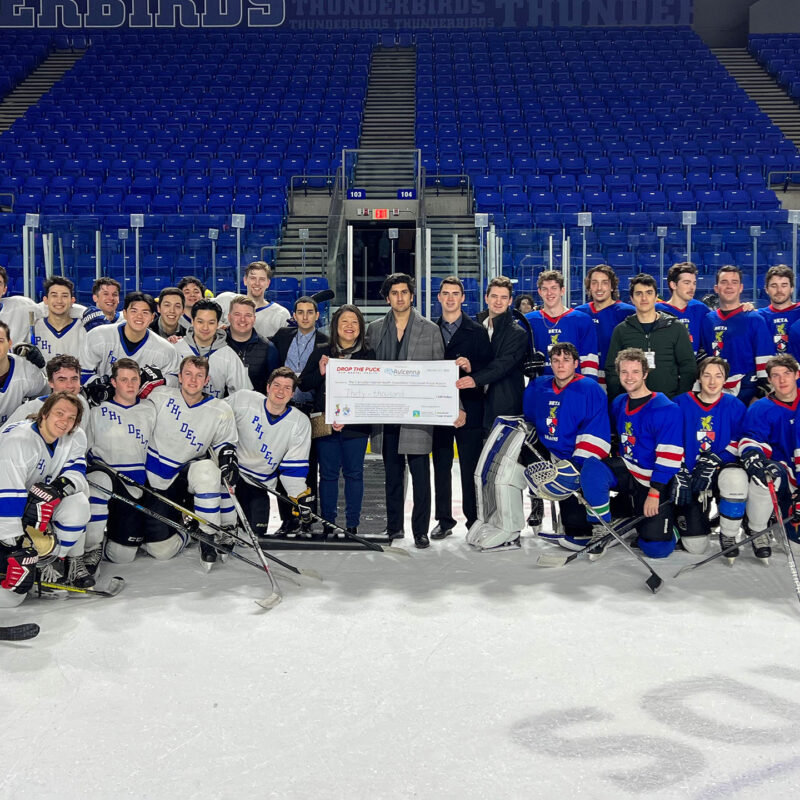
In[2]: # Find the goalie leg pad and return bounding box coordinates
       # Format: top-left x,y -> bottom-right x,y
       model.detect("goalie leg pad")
467,420 -> 529,550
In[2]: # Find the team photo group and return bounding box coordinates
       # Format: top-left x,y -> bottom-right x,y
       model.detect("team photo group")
1,255 -> 799,610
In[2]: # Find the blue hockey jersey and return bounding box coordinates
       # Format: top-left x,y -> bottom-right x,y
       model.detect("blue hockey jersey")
674,391 -> 746,470
740,394 -> 799,484
699,307 -> 773,397
757,303 -> 800,356
656,299 -> 709,355
523,374 -> 610,464
611,392 -> 684,486
573,300 -> 635,385
525,308 -> 599,378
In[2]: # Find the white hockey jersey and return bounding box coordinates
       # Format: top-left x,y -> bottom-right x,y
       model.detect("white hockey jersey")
0,355 -> 49,426
173,330 -> 252,399
86,399 -> 157,484
0,421 -> 88,542
225,389 -> 310,497
145,387 -> 238,489
0,295 -> 37,344
31,317 -> 86,360
80,324 -> 180,385
6,392 -> 90,430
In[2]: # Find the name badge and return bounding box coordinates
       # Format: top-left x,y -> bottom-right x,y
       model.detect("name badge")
645,350 -> 656,369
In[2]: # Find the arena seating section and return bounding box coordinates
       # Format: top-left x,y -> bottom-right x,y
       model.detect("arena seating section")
0,27 -> 799,305
751,34 -> 800,104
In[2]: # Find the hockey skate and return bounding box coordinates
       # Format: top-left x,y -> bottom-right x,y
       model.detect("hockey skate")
750,529 -> 772,565
214,526 -> 237,562
718,531 -> 741,566
587,525 -> 610,561
66,555 -> 96,589
527,496 -> 544,535
83,545 -> 103,576
199,539 -> 218,572
37,557 -> 65,584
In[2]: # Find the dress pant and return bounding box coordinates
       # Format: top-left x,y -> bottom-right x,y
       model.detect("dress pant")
382,425 -> 431,537
432,424 -> 484,530
316,432 -> 369,529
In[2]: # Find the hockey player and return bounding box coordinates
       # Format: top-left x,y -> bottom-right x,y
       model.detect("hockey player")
581,348 -> 684,558
522,342 -> 611,549
0,320 -> 48,426
225,366 -> 312,536
84,358 -> 158,570
0,265 -> 36,344
80,292 -> 179,387
5,354 -> 89,429
655,262 -> 710,355
700,265 -> 773,405
525,270 -> 599,378
215,261 -> 290,339
672,356 -> 748,555
150,286 -> 189,342
574,264 -> 635,388
0,392 -> 92,603
177,276 -> 206,329
173,299 -> 252,399
142,355 -> 238,569
738,354 -> 800,563
31,276 -> 85,360
756,264 -> 800,356
80,277 -> 121,332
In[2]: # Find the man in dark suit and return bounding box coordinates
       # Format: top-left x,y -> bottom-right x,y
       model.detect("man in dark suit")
270,295 -> 329,536
430,276 -> 493,539
458,276 -> 528,430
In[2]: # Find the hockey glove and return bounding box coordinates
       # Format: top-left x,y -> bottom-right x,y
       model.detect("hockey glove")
217,444 -> 239,485
672,467 -> 692,507
138,365 -> 165,400
81,305 -> 109,332
290,488 -> 314,523
22,483 -> 63,532
522,350 -> 547,379
690,452 -> 723,495
12,342 -> 45,369
741,449 -> 781,488
0,544 -> 39,594
82,374 -> 114,406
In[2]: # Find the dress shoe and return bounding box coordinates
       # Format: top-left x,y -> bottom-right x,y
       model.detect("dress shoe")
380,529 -> 405,540
414,532 -> 430,549
346,526 -> 358,536
430,523 -> 453,540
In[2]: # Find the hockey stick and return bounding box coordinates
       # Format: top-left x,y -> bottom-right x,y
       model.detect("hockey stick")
767,481 -> 800,607
87,479 -> 316,588
536,509 -> 661,568
223,480 -> 281,610
38,576 -> 125,597
0,623 -> 40,641
261,484 -> 411,556
525,459 -> 664,592
673,515 -> 791,578
105,470 -> 322,580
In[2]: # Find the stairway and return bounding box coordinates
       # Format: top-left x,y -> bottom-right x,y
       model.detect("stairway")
713,47 -> 800,147
352,46 -> 417,199
0,49 -> 85,132
273,215 -> 328,279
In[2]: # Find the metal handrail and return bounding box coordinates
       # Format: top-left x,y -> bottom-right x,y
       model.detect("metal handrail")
423,172 -> 474,213
768,169 -> 800,187
288,173 -> 336,214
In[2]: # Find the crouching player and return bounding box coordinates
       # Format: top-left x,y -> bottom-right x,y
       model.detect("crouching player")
581,348 -> 684,558
672,356 -> 748,556
85,358 -> 157,570
0,392 -> 91,605
141,356 -> 238,570
225,367 -> 313,536
522,342 -> 611,550
737,355 -> 800,564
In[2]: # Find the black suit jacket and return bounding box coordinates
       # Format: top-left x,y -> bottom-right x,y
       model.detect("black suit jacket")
270,326 -> 330,366
469,310 -> 528,429
435,313 -> 493,429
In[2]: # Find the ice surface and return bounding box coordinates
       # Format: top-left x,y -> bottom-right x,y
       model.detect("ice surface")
3,466 -> 800,799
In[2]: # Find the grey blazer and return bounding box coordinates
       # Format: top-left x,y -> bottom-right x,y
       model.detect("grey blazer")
366,308 -> 446,455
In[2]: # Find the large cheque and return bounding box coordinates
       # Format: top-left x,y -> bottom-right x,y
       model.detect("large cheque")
325,359 -> 459,426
